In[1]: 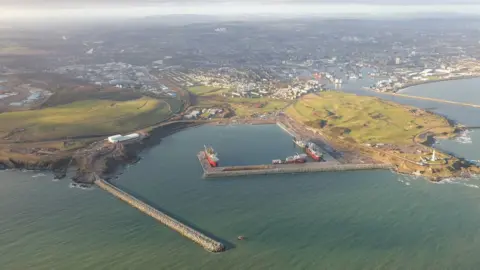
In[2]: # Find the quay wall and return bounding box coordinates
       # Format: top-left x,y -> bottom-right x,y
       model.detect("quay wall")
276,122 -> 296,137
205,163 -> 392,178
95,178 -> 225,252
197,151 -> 392,178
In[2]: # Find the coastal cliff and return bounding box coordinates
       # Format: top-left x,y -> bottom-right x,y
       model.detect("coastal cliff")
0,121 -> 203,183
71,121 -> 203,183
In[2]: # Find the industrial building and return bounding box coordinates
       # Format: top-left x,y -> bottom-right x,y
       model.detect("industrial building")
107,133 -> 140,143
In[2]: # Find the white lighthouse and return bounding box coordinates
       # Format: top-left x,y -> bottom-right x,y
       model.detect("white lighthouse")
431,150 -> 437,162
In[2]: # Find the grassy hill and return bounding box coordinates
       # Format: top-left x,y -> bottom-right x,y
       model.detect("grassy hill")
0,97 -> 171,142
286,92 -> 454,144
188,86 -> 289,117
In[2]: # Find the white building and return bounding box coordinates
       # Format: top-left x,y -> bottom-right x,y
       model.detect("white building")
184,110 -> 201,119
107,133 -> 140,143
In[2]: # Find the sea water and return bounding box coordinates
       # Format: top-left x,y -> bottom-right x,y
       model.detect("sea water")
3,79 -> 480,269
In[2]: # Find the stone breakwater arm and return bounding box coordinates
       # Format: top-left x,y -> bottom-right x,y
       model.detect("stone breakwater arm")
204,163 -> 392,178
94,178 -> 225,252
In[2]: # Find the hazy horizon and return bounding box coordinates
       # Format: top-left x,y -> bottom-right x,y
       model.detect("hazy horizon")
2,0 -> 480,21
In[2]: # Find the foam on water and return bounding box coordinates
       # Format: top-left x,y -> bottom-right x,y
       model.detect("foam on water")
464,183 -> 479,189
455,130 -> 473,144
69,183 -> 93,190
396,175 -> 413,186
433,177 -> 480,189
32,173 -> 47,178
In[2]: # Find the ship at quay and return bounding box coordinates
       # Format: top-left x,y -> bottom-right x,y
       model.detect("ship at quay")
273,153 -> 308,165
204,145 -> 220,167
293,137 -> 306,148
293,138 -> 324,162
305,142 -> 324,161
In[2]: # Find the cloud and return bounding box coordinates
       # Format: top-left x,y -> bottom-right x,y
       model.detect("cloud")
2,0 -> 480,7
1,0 -> 480,21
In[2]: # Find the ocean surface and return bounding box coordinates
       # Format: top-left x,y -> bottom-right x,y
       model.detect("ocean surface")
2,79 -> 480,269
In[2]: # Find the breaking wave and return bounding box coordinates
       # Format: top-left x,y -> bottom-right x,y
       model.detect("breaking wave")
455,130 -> 472,144
433,177 -> 480,189
69,182 -> 93,190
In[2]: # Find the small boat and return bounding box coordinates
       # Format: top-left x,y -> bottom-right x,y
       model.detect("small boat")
237,235 -> 246,240
292,137 -> 306,148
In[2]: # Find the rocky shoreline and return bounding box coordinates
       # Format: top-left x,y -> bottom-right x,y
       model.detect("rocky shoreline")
0,121 -> 204,183
1,118 -> 478,182
278,114 -> 480,181
0,156 -> 72,179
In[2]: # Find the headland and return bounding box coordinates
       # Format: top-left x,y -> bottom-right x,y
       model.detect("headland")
282,92 -> 480,181
0,76 -> 478,183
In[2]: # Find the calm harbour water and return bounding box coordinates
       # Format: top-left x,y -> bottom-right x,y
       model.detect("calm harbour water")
2,79 -> 480,269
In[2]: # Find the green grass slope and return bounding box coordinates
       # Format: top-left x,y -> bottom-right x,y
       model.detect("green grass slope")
286,92 -> 454,144
0,97 -> 171,141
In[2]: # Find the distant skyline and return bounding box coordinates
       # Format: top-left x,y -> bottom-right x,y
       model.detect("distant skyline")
2,0 -> 480,21
3,0 -> 480,7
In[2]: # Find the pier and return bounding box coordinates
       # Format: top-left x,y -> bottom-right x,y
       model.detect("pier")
94,176 -> 226,253
378,92 -> 480,109
197,152 -> 392,178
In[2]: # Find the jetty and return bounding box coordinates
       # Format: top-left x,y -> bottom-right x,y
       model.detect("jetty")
378,92 -> 480,109
94,176 -> 225,252
197,152 -> 392,178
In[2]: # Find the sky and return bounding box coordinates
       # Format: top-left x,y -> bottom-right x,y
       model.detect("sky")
2,0 -> 480,21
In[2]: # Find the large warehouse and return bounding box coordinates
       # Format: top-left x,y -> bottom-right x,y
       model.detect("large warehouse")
107,133 -> 140,143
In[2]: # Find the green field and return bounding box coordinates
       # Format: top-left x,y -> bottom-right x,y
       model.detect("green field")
227,97 -> 289,117
0,97 -> 171,141
188,86 -> 228,96
286,92 -> 454,144
188,85 -> 289,117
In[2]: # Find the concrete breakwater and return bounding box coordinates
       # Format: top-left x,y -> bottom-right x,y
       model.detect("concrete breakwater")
198,152 -> 392,178
377,91 -> 480,109
94,177 -> 226,253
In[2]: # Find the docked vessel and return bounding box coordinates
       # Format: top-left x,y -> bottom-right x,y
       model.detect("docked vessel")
285,153 -> 307,164
272,153 -> 307,164
272,159 -> 283,164
305,142 -> 324,161
204,145 -> 220,167
292,137 -> 306,148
